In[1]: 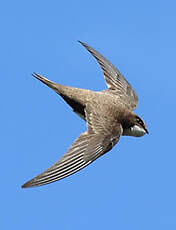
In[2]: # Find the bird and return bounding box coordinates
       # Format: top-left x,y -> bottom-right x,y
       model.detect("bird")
22,41 -> 148,188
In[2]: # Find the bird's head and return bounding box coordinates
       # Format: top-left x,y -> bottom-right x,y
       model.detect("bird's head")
122,114 -> 148,137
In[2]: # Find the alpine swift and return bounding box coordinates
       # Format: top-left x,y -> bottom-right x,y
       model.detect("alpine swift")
22,41 -> 148,188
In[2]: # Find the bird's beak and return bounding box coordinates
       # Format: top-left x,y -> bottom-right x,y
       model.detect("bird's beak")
145,128 -> 149,134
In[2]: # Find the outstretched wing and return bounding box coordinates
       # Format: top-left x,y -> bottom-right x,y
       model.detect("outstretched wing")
22,132 -> 94,188
78,41 -> 138,110
22,109 -> 122,188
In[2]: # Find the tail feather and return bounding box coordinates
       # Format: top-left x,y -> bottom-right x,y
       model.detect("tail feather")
32,72 -> 60,92
32,72 -> 87,118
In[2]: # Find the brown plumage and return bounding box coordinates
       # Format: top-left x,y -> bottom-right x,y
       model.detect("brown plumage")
22,41 -> 148,188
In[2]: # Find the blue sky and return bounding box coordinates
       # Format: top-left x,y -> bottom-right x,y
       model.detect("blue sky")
1,0 -> 176,229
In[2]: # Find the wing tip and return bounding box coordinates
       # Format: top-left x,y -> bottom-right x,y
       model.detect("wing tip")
21,183 -> 30,189
78,40 -> 90,49
77,40 -> 83,45
21,177 -> 40,188
21,180 -> 34,189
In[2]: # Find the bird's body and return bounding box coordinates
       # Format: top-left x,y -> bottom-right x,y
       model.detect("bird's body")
22,41 -> 148,188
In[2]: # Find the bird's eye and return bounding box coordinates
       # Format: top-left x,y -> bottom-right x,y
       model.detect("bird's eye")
136,117 -> 143,125
136,117 -> 140,122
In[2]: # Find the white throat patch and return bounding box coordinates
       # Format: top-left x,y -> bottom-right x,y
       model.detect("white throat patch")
123,125 -> 146,137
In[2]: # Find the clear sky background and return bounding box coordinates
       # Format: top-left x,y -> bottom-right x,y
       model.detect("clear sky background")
1,0 -> 176,229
